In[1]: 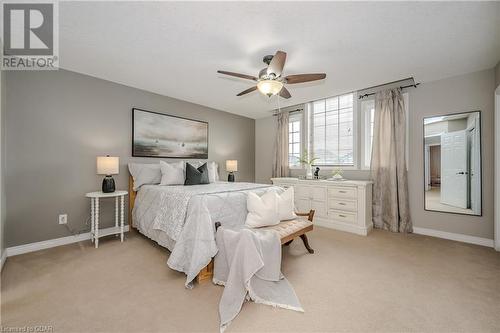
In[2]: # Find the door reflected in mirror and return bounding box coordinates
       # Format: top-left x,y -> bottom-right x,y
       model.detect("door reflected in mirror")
423,111 -> 481,216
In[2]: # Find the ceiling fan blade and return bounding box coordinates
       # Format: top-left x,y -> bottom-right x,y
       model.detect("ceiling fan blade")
279,87 -> 291,99
267,51 -> 287,77
285,73 -> 326,84
236,86 -> 258,96
217,70 -> 258,81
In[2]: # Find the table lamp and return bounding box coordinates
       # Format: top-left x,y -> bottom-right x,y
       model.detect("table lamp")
97,155 -> 119,193
226,160 -> 238,182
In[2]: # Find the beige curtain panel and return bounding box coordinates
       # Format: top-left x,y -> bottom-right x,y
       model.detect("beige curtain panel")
272,111 -> 289,178
371,89 -> 412,233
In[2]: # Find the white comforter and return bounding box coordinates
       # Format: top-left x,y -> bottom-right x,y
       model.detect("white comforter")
133,182 -> 280,287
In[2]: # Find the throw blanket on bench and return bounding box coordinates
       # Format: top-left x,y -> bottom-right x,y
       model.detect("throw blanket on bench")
214,227 -> 303,332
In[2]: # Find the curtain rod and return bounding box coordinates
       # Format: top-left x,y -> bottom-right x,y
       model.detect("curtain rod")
358,83 -> 420,99
273,108 -> 303,116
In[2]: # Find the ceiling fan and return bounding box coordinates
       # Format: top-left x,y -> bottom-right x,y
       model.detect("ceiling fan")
217,50 -> 326,99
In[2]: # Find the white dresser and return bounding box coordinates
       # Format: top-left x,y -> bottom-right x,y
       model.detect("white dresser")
271,177 -> 373,236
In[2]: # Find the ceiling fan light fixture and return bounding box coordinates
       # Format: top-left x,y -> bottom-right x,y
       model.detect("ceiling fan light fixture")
257,79 -> 283,96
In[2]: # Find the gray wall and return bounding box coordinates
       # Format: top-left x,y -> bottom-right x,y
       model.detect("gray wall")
255,68 -> 496,239
5,69 -> 255,247
1,66 -> 5,259
495,61 -> 500,88
255,116 -> 276,184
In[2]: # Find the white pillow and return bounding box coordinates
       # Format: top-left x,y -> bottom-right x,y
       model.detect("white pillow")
128,163 -> 161,191
245,191 -> 280,228
276,187 -> 297,221
159,161 -> 185,185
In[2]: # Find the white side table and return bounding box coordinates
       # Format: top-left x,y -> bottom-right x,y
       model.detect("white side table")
85,191 -> 128,248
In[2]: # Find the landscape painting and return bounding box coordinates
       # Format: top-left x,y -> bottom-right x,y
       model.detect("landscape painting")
132,108 -> 208,158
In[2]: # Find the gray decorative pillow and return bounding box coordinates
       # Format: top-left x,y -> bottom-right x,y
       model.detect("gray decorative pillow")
128,163 -> 161,190
184,162 -> 209,185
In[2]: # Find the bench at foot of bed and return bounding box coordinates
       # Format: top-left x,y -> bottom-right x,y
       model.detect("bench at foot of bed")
196,210 -> 315,284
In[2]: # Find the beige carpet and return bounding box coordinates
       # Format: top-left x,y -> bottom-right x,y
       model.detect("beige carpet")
1,227 -> 500,332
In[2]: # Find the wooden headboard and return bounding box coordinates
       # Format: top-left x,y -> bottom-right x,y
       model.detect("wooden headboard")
128,175 -> 136,229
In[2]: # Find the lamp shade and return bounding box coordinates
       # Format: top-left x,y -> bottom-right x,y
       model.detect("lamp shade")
257,80 -> 283,96
226,160 -> 238,172
97,156 -> 119,175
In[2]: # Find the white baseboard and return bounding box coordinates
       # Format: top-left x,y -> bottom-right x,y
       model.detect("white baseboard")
413,227 -> 494,248
314,217 -> 371,236
6,225 -> 130,257
0,250 -> 6,271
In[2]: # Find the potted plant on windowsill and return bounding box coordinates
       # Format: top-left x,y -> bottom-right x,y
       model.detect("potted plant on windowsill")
297,150 -> 318,180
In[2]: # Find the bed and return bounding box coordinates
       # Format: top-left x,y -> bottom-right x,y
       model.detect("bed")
128,175 -> 280,287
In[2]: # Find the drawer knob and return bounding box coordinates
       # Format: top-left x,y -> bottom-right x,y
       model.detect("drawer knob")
339,190 -> 347,193
339,214 -> 347,218
338,202 -> 346,205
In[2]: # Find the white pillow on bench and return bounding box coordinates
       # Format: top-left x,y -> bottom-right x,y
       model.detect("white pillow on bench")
276,187 -> 297,221
245,191 -> 280,228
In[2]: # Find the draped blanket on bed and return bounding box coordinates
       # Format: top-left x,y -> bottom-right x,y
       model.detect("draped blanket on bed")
133,182 -> 279,286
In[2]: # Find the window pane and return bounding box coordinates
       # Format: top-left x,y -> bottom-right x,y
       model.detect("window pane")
313,101 -> 325,113
288,116 -> 302,166
313,113 -> 325,127
311,93 -> 354,166
326,97 -> 338,111
339,94 -> 353,109
325,111 -> 338,125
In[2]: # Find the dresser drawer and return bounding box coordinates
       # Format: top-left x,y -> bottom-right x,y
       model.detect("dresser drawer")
328,187 -> 357,199
328,210 -> 357,224
329,198 -> 357,212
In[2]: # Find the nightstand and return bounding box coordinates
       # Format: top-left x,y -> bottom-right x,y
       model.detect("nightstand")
85,190 -> 128,248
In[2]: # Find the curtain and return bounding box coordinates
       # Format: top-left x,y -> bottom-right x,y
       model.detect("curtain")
371,88 -> 412,233
272,111 -> 289,178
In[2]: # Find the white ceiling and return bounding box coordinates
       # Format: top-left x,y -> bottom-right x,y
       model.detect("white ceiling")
59,1 -> 500,119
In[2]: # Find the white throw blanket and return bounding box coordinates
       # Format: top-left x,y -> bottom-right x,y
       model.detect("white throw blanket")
214,227 -> 303,332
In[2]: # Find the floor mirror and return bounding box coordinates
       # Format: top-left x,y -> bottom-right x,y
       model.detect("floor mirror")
423,111 -> 482,216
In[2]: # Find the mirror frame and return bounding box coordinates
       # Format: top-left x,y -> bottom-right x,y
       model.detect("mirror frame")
422,110 -> 483,216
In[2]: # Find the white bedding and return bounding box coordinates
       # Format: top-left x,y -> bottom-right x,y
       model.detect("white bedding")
132,182 -> 281,287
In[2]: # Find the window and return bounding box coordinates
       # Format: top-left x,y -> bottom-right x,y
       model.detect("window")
288,113 -> 302,167
310,93 -> 354,166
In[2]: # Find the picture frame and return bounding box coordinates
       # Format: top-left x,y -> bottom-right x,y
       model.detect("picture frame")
132,108 -> 208,159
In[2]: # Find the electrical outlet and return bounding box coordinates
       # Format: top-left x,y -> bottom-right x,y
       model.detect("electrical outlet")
59,214 -> 67,224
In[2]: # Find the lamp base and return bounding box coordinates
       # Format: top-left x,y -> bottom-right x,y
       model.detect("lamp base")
228,173 -> 235,182
102,176 -> 116,193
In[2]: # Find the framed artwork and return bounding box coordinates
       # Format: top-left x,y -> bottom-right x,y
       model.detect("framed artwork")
132,108 -> 208,158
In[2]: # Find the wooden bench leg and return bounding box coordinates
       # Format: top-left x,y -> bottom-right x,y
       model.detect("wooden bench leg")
300,234 -> 314,254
